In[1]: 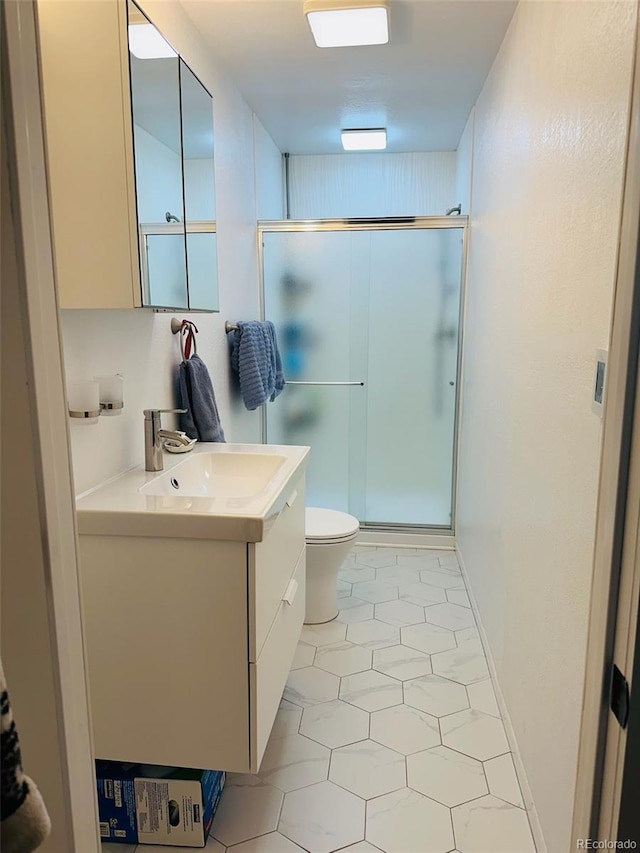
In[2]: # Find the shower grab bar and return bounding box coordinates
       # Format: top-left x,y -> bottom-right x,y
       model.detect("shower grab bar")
285,381 -> 365,386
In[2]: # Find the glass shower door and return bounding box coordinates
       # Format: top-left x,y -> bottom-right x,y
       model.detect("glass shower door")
262,223 -> 464,529
262,230 -> 368,514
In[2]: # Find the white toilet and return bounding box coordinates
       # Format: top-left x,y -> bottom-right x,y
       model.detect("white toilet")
304,507 -> 360,624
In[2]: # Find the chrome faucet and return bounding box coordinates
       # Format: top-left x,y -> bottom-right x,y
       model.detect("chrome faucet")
143,408 -> 189,472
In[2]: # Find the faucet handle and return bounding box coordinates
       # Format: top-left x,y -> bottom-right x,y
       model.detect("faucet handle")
143,408 -> 187,419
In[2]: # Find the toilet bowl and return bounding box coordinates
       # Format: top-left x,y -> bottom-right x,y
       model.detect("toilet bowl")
304,507 -> 360,624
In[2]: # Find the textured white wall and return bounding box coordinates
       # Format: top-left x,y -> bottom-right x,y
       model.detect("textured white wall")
254,114 -> 284,220
456,3 -> 636,851
454,109 -> 474,216
289,151 -> 456,219
60,0 -> 285,494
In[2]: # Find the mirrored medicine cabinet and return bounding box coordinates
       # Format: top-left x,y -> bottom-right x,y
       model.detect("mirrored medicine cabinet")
35,0 -> 219,312
128,1 -> 219,311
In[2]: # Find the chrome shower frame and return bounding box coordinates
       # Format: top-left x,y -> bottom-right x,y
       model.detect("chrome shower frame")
257,216 -> 469,538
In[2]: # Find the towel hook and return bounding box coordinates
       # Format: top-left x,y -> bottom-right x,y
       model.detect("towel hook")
171,318 -> 198,361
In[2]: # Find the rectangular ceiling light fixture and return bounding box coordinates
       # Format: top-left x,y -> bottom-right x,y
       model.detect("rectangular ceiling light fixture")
304,0 -> 390,48
341,128 -> 387,151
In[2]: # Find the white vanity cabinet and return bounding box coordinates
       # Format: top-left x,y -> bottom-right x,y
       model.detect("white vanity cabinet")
78,474 -> 305,773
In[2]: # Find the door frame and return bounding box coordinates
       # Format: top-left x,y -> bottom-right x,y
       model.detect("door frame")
2,2 -> 98,849
572,13 -> 640,845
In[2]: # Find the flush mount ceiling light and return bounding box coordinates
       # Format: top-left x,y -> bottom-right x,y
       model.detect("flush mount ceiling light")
341,128 -> 387,151
304,0 -> 389,48
128,23 -> 177,59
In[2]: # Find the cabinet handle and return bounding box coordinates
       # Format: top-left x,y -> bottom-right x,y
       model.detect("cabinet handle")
282,579 -> 299,606
285,490 -> 298,509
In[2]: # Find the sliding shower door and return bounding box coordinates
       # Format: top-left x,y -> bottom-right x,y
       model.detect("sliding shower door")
262,220 -> 464,529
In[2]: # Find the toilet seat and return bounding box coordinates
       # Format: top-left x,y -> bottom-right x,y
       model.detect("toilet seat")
305,507 -> 360,544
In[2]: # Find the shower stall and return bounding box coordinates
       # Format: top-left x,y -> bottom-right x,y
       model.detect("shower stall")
260,217 -> 466,532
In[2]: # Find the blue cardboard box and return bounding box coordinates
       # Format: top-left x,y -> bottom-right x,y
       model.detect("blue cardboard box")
96,761 -> 225,847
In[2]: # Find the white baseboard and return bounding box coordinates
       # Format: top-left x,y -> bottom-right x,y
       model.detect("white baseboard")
456,545 -> 548,853
357,531 -> 455,549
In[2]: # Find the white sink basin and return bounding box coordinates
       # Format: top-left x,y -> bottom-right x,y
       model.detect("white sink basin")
139,452 -> 287,498
75,443 -> 309,542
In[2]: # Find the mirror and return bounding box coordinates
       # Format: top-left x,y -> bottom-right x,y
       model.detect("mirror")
180,60 -> 219,311
127,3 -> 219,311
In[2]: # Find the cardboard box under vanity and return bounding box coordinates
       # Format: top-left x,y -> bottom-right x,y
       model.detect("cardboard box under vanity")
95,760 -> 225,847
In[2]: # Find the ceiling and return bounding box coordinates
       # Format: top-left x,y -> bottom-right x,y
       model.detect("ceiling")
179,0 -> 518,155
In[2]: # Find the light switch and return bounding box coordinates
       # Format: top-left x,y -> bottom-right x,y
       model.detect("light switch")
592,348 -> 608,417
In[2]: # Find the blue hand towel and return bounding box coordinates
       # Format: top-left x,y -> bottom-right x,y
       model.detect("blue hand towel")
178,354 -> 226,442
230,321 -> 285,411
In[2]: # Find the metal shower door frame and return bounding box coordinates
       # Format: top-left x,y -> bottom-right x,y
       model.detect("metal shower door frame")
257,216 -> 469,535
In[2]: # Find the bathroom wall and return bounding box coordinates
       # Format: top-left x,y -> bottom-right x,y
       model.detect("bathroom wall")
254,114 -> 284,220
289,151 -> 456,219
454,109 -> 474,216
60,0 -> 283,494
456,3 -> 637,851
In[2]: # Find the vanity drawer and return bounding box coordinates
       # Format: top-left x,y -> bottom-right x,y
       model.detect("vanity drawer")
249,549 -> 305,772
249,475 -> 305,661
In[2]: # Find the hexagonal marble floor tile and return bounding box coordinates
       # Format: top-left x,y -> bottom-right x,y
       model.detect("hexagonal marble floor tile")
314,641 -> 372,676
210,776 -> 283,846
301,621 -> 347,648
375,566 -> 421,585
339,595 -> 371,611
424,602 -> 477,631
404,674 -> 469,717
226,831 -> 306,851
375,600 -> 426,627
438,552 -> 461,569
452,795 -> 535,852
290,641 -> 316,671
355,550 -> 398,569
467,680 -> 500,717
300,699 -> 369,749
346,619 -> 400,650
456,626 -> 482,649
441,709 -> 509,760
431,644 -> 489,685
419,569 -> 465,589
447,588 -> 471,608
259,733 -> 330,792
401,622 -> 456,655
337,844 -> 383,853
271,699 -> 302,740
279,781 -> 365,853
329,739 -> 406,799
370,704 -> 440,755
339,566 -> 376,584
372,645 -> 432,681
340,670 -> 403,712
337,601 -> 376,623
396,553 -> 441,570
484,753 -> 524,807
283,666 -> 340,707
407,745 -> 487,806
398,581 -> 447,607
337,579 -> 352,598
366,788 -> 454,853
352,580 -> 399,604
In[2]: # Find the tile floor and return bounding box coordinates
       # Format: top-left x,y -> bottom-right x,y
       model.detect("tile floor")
104,546 -> 536,853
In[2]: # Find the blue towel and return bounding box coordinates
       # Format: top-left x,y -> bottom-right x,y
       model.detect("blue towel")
230,321 -> 285,411
178,354 -> 226,442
